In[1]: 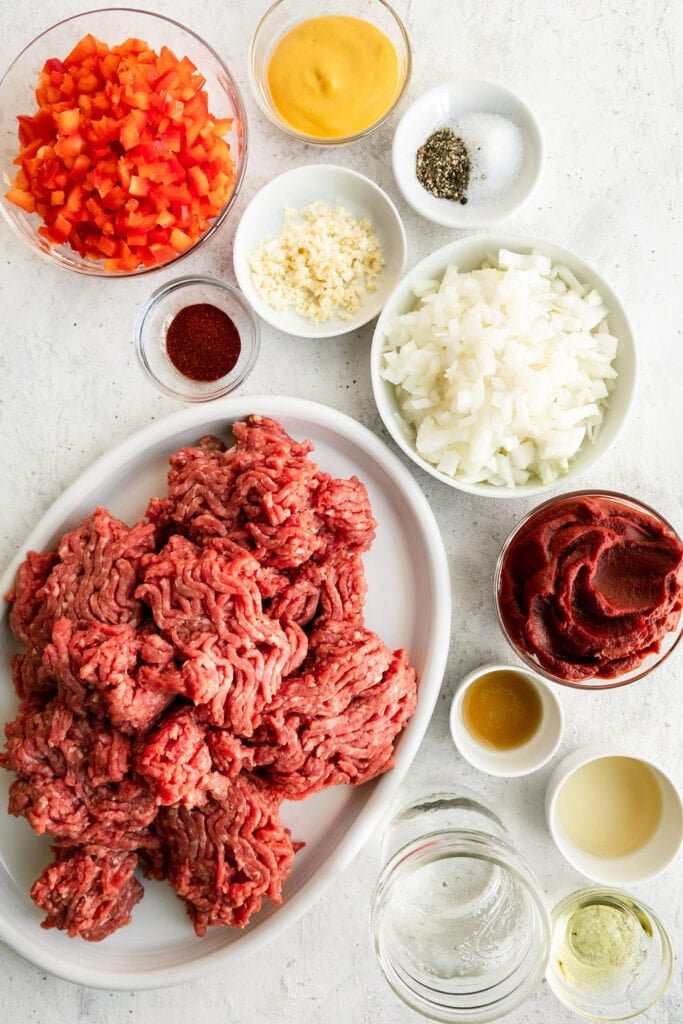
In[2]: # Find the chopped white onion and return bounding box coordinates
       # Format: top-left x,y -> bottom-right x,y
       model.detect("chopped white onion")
380,250 -> 618,488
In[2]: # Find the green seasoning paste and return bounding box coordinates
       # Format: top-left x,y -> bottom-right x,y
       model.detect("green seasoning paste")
556,901 -> 650,992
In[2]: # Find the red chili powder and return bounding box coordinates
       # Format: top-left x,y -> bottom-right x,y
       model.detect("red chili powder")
166,303 -> 241,382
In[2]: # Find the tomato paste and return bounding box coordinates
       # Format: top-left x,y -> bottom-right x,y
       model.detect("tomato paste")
497,493 -> 683,681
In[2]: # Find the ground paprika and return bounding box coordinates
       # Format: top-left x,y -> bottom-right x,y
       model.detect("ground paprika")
166,303 -> 241,382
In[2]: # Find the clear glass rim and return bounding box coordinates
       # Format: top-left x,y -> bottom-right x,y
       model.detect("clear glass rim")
248,0 -> 412,146
494,489 -> 683,690
546,886 -> 674,1021
0,7 -> 249,278
134,274 -> 261,402
371,830 -> 551,1023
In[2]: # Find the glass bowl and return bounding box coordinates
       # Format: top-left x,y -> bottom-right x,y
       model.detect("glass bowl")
135,276 -> 260,402
371,789 -> 551,1023
249,0 -> 411,146
494,490 -> 683,689
546,887 -> 674,1021
0,8 -> 247,276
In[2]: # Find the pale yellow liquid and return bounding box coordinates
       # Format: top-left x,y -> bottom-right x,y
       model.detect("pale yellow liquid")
556,757 -> 662,859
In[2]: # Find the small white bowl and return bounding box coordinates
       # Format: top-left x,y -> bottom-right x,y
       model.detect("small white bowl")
449,663 -> 564,777
392,80 -> 543,228
546,745 -> 683,885
370,233 -> 637,498
233,164 -> 407,338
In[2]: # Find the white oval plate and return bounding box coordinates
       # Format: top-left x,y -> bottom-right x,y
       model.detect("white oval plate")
233,164 -> 407,338
0,396 -> 450,989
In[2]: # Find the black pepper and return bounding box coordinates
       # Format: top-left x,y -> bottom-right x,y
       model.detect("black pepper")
415,127 -> 471,204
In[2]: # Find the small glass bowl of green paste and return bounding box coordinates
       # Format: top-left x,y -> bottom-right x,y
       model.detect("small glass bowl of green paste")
546,887 -> 673,1021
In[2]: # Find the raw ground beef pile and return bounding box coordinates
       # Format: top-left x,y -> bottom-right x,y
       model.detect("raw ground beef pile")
2,416 -> 417,941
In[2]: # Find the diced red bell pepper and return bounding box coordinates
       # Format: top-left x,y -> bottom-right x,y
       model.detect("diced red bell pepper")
5,31 -> 239,270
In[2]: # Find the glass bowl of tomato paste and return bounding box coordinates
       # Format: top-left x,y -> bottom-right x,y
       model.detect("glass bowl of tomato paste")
495,490 -> 683,690
136,275 -> 260,402
0,9 -> 247,276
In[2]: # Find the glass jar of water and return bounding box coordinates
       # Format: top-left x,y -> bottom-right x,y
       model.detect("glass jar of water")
371,788 -> 551,1022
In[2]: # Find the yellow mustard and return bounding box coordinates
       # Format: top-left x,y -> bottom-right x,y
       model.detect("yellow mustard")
266,15 -> 400,139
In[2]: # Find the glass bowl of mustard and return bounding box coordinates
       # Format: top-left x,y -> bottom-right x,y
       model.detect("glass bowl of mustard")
249,0 -> 411,145
546,887 -> 674,1021
135,275 -> 261,402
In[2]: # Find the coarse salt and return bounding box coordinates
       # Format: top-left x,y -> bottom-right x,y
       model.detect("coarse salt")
453,113 -> 525,203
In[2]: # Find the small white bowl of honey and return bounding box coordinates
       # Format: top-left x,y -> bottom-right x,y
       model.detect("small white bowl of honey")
450,663 -> 564,777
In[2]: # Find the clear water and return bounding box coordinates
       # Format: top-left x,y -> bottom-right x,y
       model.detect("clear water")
384,852 -> 530,984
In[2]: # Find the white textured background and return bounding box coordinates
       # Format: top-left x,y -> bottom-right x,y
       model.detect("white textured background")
0,1 -> 681,1021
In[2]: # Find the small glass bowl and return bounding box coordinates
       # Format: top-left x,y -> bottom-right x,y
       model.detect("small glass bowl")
0,9 -> 247,276
135,276 -> 260,402
546,887 -> 674,1021
249,0 -> 411,146
495,490 -> 683,690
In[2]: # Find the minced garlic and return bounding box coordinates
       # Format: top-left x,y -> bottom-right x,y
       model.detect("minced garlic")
248,200 -> 384,323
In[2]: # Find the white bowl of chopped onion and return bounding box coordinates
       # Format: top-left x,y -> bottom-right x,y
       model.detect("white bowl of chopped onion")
370,235 -> 636,497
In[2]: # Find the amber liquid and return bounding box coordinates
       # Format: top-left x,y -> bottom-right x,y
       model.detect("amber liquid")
462,670 -> 543,750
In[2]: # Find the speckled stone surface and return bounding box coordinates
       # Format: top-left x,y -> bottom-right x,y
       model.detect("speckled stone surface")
0,1 -> 681,1021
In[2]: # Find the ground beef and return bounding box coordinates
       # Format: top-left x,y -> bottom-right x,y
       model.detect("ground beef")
44,618 -> 179,734
4,697 -> 157,852
30,847 -> 143,942
2,416 -> 417,941
136,706 -> 226,807
146,418 -> 376,564
156,776 -> 295,934
245,626 -> 417,798
10,509 -> 156,661
136,536 -> 308,733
